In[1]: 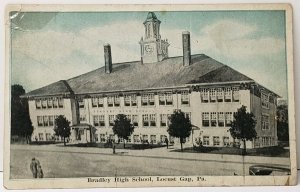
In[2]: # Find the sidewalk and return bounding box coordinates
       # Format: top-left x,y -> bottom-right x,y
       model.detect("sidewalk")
11,144 -> 291,166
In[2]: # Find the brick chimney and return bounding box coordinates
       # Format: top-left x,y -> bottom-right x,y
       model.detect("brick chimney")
104,43 -> 112,73
182,31 -> 191,67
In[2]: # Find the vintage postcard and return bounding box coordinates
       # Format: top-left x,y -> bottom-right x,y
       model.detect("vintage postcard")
4,4 -> 297,189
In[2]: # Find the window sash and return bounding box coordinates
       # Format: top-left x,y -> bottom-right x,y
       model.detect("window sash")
58,98 -> 64,107
49,116 -> 54,126
36,100 -> 42,108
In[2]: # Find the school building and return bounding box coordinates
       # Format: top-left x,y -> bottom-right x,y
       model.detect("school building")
22,12 -> 278,148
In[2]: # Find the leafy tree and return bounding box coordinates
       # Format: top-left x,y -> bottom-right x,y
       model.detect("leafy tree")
277,105 -> 289,141
11,84 -> 33,143
167,110 -> 192,152
229,105 -> 257,155
112,114 -> 134,148
54,115 -> 71,146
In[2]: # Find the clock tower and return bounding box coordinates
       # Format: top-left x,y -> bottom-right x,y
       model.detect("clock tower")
139,12 -> 169,64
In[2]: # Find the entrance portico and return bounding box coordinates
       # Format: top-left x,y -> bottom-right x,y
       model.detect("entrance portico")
71,123 -> 95,143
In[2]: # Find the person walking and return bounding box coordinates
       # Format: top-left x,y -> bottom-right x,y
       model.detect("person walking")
37,165 -> 44,178
165,137 -> 169,149
30,157 -> 38,178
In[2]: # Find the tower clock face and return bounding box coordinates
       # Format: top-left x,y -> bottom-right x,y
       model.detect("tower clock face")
145,45 -> 154,54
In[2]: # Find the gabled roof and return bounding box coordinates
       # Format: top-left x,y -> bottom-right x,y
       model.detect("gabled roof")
23,54 -> 254,97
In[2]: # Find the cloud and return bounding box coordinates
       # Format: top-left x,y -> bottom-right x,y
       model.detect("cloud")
189,20 -> 285,60
12,18 -> 287,97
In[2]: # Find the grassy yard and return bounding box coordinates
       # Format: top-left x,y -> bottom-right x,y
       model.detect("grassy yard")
172,146 -> 290,157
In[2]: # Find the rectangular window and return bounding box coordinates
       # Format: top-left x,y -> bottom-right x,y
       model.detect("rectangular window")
99,115 -> 105,127
53,98 -> 58,108
43,116 -> 49,126
80,114 -> 86,122
46,133 -> 52,141
107,96 -> 114,107
210,112 -> 217,127
262,115 -> 270,130
133,135 -> 139,143
127,136 -> 132,143
224,87 -> 232,102
124,95 -> 137,106
132,115 -> 138,126
114,95 -> 120,107
203,136 -> 209,146
232,87 -> 239,102
201,89 -> 209,103
35,99 -> 41,109
93,116 -> 99,126
98,97 -> 104,107
218,112 -> 225,127
261,92 -> 269,108
217,88 -> 223,102
141,93 -> 155,106
143,114 -> 149,127
47,99 -> 52,108
225,112 -> 233,126
142,135 -> 148,143
91,96 -> 104,108
213,136 -> 220,146
78,98 -> 84,108
107,95 -> 120,107
100,134 -> 106,143
49,116 -> 54,126
92,97 -> 98,107
38,133 -> 44,141
109,115 -> 115,126
202,112 -> 209,127
181,91 -> 190,105
160,135 -> 167,143
37,116 -> 43,126
223,137 -> 230,146
42,99 -> 47,109
124,95 -> 131,106
150,135 -> 156,143
210,88 -> 216,102
149,114 -> 156,126
58,98 -> 64,108
160,114 -> 167,127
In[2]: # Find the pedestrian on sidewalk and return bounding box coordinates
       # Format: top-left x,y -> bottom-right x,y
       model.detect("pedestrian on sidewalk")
112,141 -> 116,154
37,165 -> 44,178
165,137 -> 169,149
30,157 -> 40,178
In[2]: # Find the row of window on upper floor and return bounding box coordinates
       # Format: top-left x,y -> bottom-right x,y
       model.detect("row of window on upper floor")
35,97 -> 64,109
34,87 -> 271,110
87,91 -> 189,108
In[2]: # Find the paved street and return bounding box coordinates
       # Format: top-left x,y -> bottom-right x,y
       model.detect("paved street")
10,144 -> 290,179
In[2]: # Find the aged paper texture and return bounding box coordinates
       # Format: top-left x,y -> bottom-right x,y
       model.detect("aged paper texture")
4,4 -> 297,189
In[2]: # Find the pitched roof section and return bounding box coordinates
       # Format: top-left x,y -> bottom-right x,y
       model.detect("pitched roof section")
188,65 -> 252,84
24,80 -> 73,97
24,54 -> 254,97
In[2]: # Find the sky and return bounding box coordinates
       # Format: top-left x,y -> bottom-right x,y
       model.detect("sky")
10,10 -> 287,98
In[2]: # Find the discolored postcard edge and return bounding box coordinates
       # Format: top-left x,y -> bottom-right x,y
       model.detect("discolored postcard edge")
3,3 -> 296,189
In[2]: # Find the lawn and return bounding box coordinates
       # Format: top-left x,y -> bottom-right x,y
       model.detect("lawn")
171,146 -> 290,157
